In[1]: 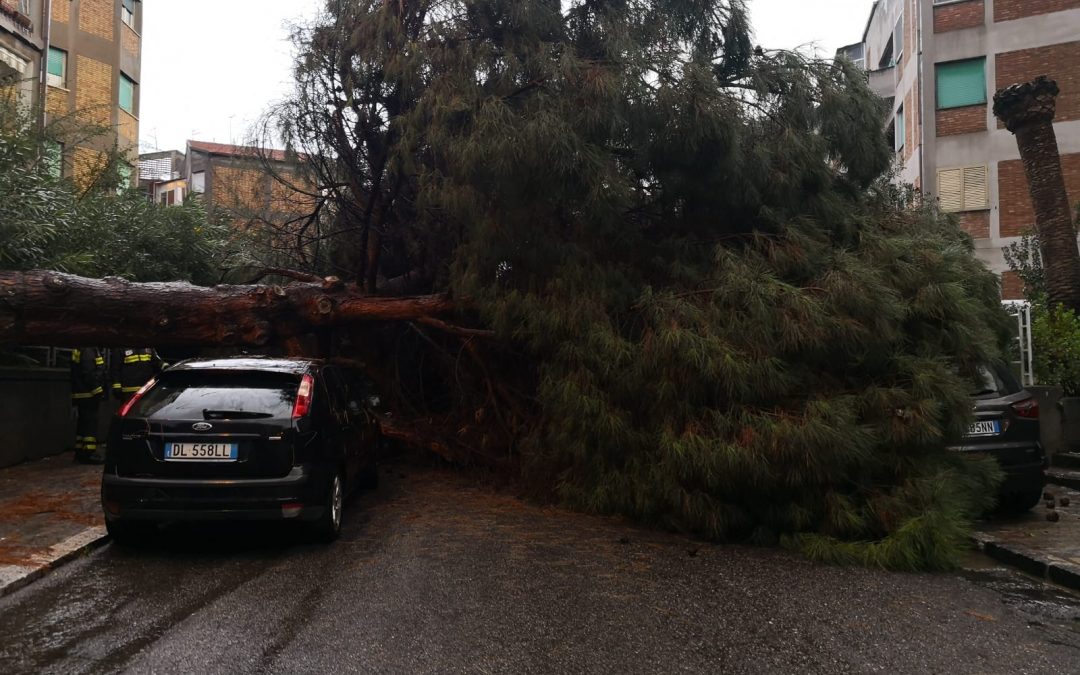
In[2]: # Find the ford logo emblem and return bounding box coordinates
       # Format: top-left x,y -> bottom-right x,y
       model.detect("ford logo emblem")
192,422 -> 213,432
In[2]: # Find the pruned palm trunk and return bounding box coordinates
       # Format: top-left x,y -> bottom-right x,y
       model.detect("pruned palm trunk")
994,77 -> 1080,313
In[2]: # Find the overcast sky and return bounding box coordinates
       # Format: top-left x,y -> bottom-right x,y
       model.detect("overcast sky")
139,0 -> 874,153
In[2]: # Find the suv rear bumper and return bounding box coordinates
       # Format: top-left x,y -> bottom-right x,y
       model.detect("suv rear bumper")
101,464 -> 330,522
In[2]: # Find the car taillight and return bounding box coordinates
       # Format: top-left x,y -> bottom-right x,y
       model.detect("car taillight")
1012,397 -> 1039,419
118,378 -> 156,418
292,374 -> 314,419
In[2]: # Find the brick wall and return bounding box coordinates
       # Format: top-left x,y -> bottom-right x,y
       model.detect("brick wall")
995,0 -> 1080,22
118,109 -> 137,156
79,0 -> 114,42
936,104 -> 986,136
934,0 -> 984,33
121,24 -> 139,60
72,146 -> 106,191
52,0 -> 68,23
74,54 -> 112,128
213,164 -> 268,215
996,42 -> 1080,126
45,86 -> 68,116
1001,271 -> 1025,300
998,153 -> 1080,237
958,211 -> 990,239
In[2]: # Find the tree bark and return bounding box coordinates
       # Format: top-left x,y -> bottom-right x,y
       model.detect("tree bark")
993,76 -> 1080,313
0,271 -> 453,348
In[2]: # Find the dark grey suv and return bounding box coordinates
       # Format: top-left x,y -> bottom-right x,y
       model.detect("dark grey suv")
101,357 -> 380,543
948,363 -> 1045,512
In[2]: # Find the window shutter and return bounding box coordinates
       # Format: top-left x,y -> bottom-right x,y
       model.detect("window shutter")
937,59 -> 986,109
938,168 -> 963,212
962,165 -> 988,210
119,75 -> 134,113
47,48 -> 64,77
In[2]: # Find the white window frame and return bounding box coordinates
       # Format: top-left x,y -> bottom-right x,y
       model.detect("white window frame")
121,0 -> 136,28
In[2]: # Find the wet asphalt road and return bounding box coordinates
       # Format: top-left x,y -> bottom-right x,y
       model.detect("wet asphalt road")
2,465 -> 1080,674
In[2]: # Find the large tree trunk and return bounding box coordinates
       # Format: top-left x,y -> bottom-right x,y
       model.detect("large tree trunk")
0,270 -> 453,348
993,76 -> 1080,313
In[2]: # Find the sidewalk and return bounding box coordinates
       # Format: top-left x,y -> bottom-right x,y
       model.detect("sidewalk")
0,453 -> 107,597
973,483 -> 1080,591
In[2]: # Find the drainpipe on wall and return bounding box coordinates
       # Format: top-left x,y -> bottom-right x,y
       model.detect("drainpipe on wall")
37,0 -> 52,132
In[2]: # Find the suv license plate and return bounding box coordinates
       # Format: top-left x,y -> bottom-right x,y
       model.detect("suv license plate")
966,420 -> 1001,437
165,442 -> 238,461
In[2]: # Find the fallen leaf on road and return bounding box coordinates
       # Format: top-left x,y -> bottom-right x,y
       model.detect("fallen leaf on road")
964,610 -> 996,622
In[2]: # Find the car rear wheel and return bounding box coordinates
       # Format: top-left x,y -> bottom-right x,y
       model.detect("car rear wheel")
312,470 -> 343,543
106,519 -> 156,547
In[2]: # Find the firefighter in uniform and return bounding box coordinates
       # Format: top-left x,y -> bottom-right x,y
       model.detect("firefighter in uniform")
71,347 -> 106,464
110,348 -> 164,404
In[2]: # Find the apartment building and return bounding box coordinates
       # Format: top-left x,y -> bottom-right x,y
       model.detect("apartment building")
184,140 -> 316,227
838,0 -> 1080,297
138,148 -> 186,205
0,0 -> 45,105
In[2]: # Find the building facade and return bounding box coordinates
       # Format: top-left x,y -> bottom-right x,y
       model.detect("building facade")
46,0 -> 143,183
839,0 -> 1080,297
0,0 -> 46,105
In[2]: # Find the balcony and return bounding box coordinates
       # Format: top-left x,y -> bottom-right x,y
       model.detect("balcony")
868,66 -> 897,99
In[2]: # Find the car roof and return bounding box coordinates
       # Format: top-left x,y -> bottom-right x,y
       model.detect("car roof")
167,356 -> 322,375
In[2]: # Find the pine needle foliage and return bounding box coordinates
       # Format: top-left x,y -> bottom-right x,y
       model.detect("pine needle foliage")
293,0 -> 1010,569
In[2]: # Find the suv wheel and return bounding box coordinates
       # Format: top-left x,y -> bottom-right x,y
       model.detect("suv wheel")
312,470 -> 343,543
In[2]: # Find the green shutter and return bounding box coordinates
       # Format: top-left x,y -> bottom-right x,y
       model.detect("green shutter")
119,75 -> 134,113
937,58 -> 986,109
47,48 -> 64,78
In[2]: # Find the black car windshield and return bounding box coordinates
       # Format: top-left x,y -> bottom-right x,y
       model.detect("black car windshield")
131,370 -> 301,419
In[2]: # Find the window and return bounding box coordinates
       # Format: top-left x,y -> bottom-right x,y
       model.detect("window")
17,0 -> 30,16
894,106 -> 905,152
121,0 -> 135,28
44,141 -> 63,178
47,47 -> 67,88
192,171 -> 206,194
937,58 -> 986,109
894,15 -> 904,63
878,37 -> 894,69
119,74 -> 135,114
937,165 -> 988,212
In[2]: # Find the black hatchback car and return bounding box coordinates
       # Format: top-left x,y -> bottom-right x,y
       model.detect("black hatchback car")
948,363 -> 1046,512
102,357 -> 380,543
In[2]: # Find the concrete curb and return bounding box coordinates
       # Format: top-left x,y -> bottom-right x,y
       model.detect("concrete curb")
0,526 -> 109,599
971,531 -> 1080,593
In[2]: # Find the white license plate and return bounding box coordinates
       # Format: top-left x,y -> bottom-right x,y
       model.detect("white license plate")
164,442 -> 238,461
966,420 -> 1001,437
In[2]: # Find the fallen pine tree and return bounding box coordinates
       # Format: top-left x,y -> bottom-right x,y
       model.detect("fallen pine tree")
1,0 -> 1019,570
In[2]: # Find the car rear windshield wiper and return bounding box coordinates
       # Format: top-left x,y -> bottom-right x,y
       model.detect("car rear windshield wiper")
970,389 -> 999,396
202,409 -> 275,419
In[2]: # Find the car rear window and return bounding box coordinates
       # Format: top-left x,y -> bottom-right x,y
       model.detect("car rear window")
131,370 -> 301,419
971,363 -> 1022,399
